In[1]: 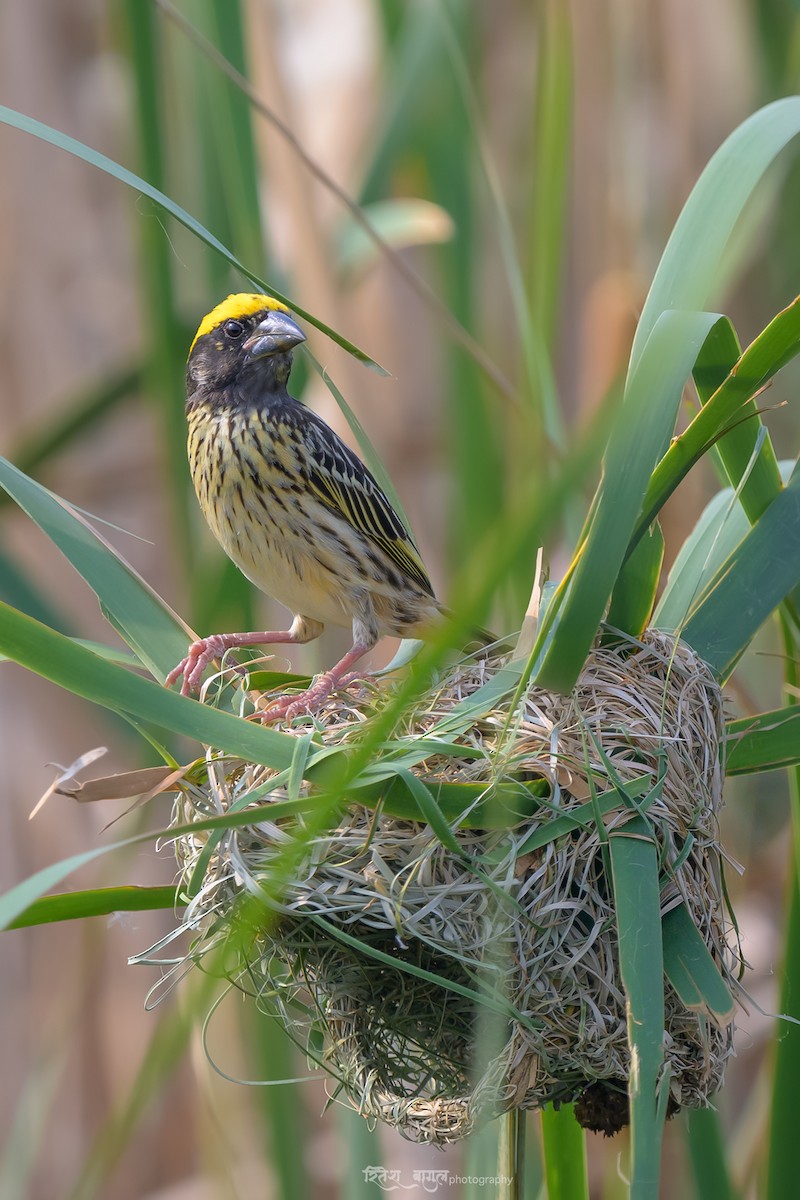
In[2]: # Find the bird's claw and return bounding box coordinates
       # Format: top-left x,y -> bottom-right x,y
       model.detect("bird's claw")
256,670 -> 363,724
165,635 -> 242,695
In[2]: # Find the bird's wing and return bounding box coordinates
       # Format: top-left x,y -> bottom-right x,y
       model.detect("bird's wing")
303,416 -> 435,597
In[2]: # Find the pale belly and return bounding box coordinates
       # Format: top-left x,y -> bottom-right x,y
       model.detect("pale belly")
187,408 -> 437,638
205,486 -> 358,629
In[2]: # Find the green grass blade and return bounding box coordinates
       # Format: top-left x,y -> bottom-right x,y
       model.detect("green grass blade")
190,0 -> 265,272
654,487 -> 748,632
245,1001 -> 313,1200
0,838 -> 143,932
662,905 -> 735,1021
540,1104 -> 588,1200
336,1105 -> 380,1200
681,465 -> 800,679
766,617 -> 800,1200
654,459 -> 794,633
438,5 -> 563,445
0,796 -> 332,933
609,815 -> 666,1198
0,104 -> 386,373
607,521 -> 665,637
533,310 -> 723,694
527,0 -> 572,358
726,706 -> 800,775
0,456 -> 190,679
0,600 -> 297,768
635,299 -> 799,545
766,875 -> 800,1200
685,1108 -> 737,1200
699,302 -> 794,520
0,596 -> 540,832
630,97 -> 800,372
123,0 -> 195,587
8,886 -> 180,928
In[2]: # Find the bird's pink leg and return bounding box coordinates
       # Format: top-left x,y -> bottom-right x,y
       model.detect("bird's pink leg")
166,616 -> 322,696
257,641 -> 371,723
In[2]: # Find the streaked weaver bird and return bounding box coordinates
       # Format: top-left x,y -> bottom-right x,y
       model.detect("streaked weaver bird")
166,293 -> 444,721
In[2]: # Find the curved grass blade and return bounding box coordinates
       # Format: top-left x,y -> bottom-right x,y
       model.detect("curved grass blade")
655,491 -> 746,633
0,456 -> 191,679
661,904 -> 735,1021
634,299 -> 800,548
8,886 -> 180,928
681,464 -> 800,680
726,705 -> 800,775
0,600 -> 298,769
0,104 -> 386,374
630,97 -> 800,372
532,310 -> 724,694
606,522 -> 664,637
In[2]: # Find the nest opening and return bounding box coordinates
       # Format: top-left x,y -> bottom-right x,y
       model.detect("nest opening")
165,628 -> 740,1145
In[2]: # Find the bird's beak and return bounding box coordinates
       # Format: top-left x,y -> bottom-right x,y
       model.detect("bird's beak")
244,310 -> 307,359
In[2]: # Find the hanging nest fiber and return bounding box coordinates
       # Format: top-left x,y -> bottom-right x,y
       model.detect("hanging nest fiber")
170,627 -> 739,1145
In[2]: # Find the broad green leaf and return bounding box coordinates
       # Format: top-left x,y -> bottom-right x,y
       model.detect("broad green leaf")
654,488 -> 748,632
635,299 -> 799,546
0,598 -> 547,832
609,815 -> 666,1198
607,521 -> 664,637
541,1105 -> 588,1200
0,795 -> 329,932
0,104 -> 386,373
685,1109 -> 736,1200
655,463 -> 794,633
699,301 -> 793,521
726,706 -> 800,775
681,465 -> 800,679
630,97 -> 800,372
661,904 -> 735,1021
766,869 -> 800,1200
8,886 -> 180,928
0,456 -> 190,679
0,600 -> 298,769
532,310 -> 724,694
766,619 -> 800,1200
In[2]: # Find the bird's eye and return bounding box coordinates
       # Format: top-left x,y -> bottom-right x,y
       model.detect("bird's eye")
224,319 -> 245,339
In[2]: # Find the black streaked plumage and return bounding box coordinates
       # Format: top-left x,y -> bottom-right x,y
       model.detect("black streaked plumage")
166,293 -> 441,720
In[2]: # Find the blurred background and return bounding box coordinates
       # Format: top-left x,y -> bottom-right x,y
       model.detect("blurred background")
1,1 -> 799,1196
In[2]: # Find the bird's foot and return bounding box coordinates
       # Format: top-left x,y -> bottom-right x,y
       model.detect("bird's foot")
256,670 -> 364,724
166,634 -> 246,695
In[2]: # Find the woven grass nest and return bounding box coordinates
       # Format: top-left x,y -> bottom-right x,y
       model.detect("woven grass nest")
172,627 -> 739,1145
